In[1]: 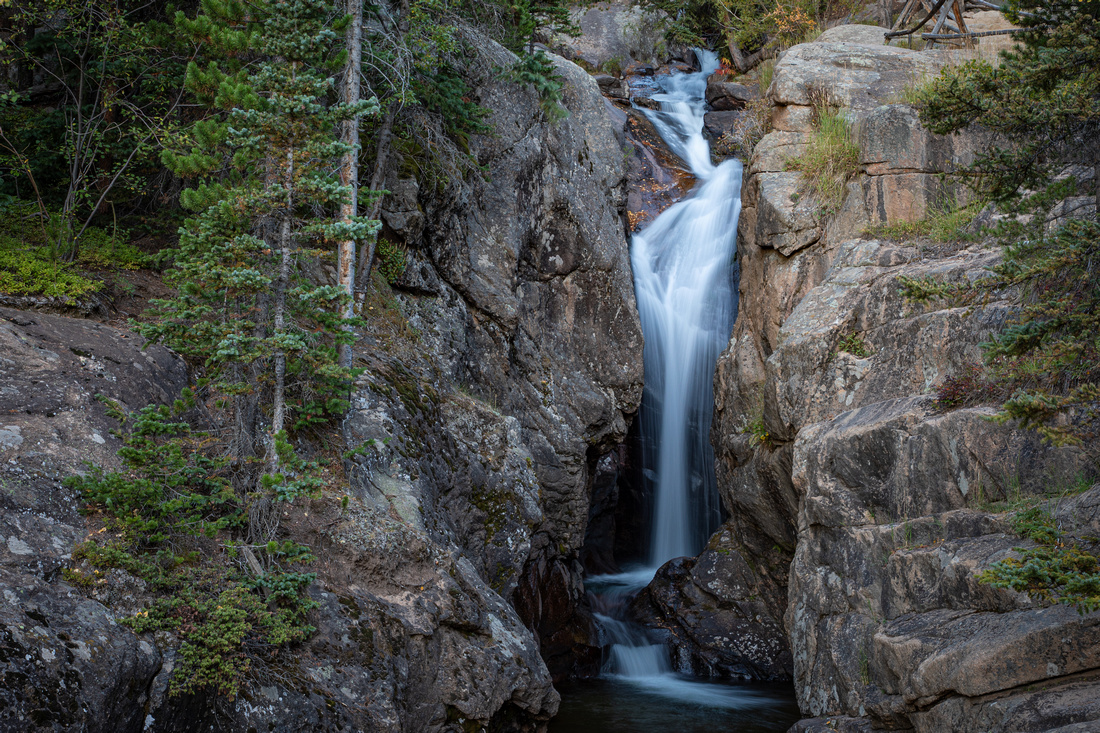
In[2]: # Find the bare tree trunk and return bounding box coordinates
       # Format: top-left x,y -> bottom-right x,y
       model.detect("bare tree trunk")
269,149 -> 293,471
337,0 -> 363,370
354,104 -> 395,293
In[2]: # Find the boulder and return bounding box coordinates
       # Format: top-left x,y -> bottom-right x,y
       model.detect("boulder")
0,307 -> 187,731
770,42 -> 944,112
557,1 -> 670,70
593,72 -> 628,99
630,528 -> 792,681
703,110 -> 744,139
346,34 -> 645,687
815,24 -> 888,46
706,78 -> 759,110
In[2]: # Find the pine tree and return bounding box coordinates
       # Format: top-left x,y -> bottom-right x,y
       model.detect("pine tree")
143,0 -> 379,543
913,0 -> 1100,445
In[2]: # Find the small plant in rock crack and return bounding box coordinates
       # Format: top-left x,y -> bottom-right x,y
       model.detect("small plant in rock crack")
746,416 -> 772,447
836,332 -> 871,358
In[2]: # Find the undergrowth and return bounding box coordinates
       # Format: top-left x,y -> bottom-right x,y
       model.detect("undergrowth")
0,201 -> 150,298
979,502 -> 1100,614
786,94 -> 860,213
66,394 -> 317,699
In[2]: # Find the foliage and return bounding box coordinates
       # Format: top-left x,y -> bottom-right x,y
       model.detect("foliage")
933,363 -> 1006,410
907,0 -> 1100,445
919,0 -> 1100,213
787,98 -> 860,213
67,398 -> 317,698
746,416 -> 771,446
507,49 -> 568,122
0,201 -> 149,297
0,0 -> 191,259
637,0 -> 852,68
375,237 -> 408,284
979,504 -> 1100,615
145,0 -> 378,451
0,245 -> 102,298
836,332 -> 871,358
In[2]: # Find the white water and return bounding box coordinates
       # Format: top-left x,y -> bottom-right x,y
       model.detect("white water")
632,49 -> 742,566
589,49 -> 745,696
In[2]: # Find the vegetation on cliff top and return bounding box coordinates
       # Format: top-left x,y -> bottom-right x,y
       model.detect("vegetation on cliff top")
904,0 -> 1100,448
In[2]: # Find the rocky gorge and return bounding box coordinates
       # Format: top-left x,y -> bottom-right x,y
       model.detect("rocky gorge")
1,4 -> 1098,733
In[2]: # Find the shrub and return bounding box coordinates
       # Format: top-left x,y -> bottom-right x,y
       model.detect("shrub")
68,397 -> 317,699
836,332 -> 871,358
979,504 -> 1100,615
933,364 -> 1005,410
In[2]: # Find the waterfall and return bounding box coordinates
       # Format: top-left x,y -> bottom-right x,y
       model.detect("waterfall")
587,48 -> 744,688
632,49 -> 742,567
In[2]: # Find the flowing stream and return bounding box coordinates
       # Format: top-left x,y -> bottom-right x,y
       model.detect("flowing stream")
551,51 -> 797,731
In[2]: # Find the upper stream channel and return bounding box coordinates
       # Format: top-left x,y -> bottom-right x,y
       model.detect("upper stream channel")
550,51 -> 799,732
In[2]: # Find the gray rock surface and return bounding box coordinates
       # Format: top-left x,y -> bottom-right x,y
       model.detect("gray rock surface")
0,307 -> 186,732
556,1 -> 670,70
769,42 -> 944,112
353,32 -> 644,685
706,78 -> 759,110
709,28 -> 1100,733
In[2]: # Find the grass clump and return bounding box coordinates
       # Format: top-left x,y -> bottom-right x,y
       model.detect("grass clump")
870,198 -> 984,243
746,416 -> 772,447
786,96 -> 860,213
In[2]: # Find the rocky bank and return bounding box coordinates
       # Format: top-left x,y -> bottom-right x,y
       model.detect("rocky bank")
0,29 -> 643,733
705,24 -> 1100,733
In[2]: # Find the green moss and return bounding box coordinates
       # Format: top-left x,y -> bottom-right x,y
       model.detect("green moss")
470,484 -> 512,539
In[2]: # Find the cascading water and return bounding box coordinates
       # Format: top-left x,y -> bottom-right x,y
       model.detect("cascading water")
553,50 -> 798,733
633,50 -> 742,566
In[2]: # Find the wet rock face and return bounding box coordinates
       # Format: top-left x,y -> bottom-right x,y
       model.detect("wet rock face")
630,529 -> 792,681
347,33 -> 644,685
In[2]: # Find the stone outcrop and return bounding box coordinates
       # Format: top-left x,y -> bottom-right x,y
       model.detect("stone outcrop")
345,32 -> 644,689
707,30 -> 1100,733
630,527 -> 793,680
554,0 -> 674,71
0,307 -> 187,732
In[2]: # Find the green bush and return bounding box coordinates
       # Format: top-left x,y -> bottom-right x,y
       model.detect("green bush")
979,504 -> 1100,614
68,397 -> 317,699
0,245 -> 102,297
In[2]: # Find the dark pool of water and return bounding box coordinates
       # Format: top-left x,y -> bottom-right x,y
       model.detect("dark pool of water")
550,676 -> 800,733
